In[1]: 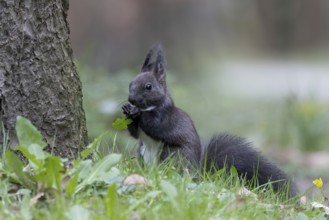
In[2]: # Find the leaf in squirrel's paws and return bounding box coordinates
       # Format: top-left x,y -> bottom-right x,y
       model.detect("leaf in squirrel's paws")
112,117 -> 133,130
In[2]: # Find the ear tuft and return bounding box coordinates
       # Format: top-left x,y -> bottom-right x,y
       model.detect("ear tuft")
154,44 -> 166,82
140,44 -> 166,83
141,48 -> 154,72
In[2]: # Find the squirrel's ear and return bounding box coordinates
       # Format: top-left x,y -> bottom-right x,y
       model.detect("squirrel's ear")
141,48 -> 153,72
154,45 -> 166,83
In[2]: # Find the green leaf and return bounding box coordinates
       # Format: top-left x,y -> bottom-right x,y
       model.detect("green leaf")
125,191 -> 161,214
16,146 -> 44,169
16,188 -> 32,196
105,184 -> 118,219
66,173 -> 79,196
27,144 -> 48,160
75,159 -> 93,181
20,190 -> 32,220
66,205 -> 90,220
160,180 -> 177,198
112,117 -> 133,130
40,156 -> 64,189
74,154 -> 121,194
297,212 -> 310,220
81,132 -> 108,159
16,116 -> 47,148
230,165 -> 238,177
4,150 -> 35,188
4,150 -> 24,181
103,167 -> 121,184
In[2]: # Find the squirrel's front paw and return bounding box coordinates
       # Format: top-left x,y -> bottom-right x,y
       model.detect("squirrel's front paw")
122,103 -> 132,116
122,103 -> 139,118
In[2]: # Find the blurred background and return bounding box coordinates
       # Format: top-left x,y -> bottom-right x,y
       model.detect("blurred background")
68,0 -> 329,194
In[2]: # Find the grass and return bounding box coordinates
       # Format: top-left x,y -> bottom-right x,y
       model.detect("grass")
1,63 -> 326,219
0,117 -> 328,220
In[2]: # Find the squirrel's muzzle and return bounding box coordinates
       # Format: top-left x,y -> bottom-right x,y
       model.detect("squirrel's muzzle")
128,96 -> 140,106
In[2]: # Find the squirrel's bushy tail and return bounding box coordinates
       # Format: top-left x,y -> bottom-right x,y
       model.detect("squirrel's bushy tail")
202,134 -> 297,198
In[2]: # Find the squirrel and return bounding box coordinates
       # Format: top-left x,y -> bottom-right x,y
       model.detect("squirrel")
122,45 -> 297,198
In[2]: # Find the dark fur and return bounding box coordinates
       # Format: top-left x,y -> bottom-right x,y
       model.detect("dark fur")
203,134 -> 297,197
122,45 -> 297,197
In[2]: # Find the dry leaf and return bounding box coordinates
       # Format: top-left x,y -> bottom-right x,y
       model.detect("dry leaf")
123,174 -> 148,189
312,202 -> 329,215
30,192 -> 45,207
61,175 -> 71,190
129,211 -> 140,220
300,196 -> 307,206
237,187 -> 257,199
226,197 -> 247,212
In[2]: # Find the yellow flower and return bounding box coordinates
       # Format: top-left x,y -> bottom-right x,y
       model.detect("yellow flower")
313,178 -> 323,189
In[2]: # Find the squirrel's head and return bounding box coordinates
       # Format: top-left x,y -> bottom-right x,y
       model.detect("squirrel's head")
128,45 -> 167,112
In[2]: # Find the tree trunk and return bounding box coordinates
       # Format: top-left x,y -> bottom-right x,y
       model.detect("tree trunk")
0,0 -> 88,159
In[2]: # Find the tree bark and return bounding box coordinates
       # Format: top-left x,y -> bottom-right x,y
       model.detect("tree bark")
0,0 -> 88,159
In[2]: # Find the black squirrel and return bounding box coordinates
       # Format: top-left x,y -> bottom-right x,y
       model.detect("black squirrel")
122,45 -> 297,198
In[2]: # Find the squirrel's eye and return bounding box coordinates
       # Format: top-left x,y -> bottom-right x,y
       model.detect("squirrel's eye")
145,83 -> 152,90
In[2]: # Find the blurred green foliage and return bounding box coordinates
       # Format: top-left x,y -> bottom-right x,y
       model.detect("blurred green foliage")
284,97 -> 329,151
264,96 -> 329,151
78,62 -> 329,152
78,62 -> 131,139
